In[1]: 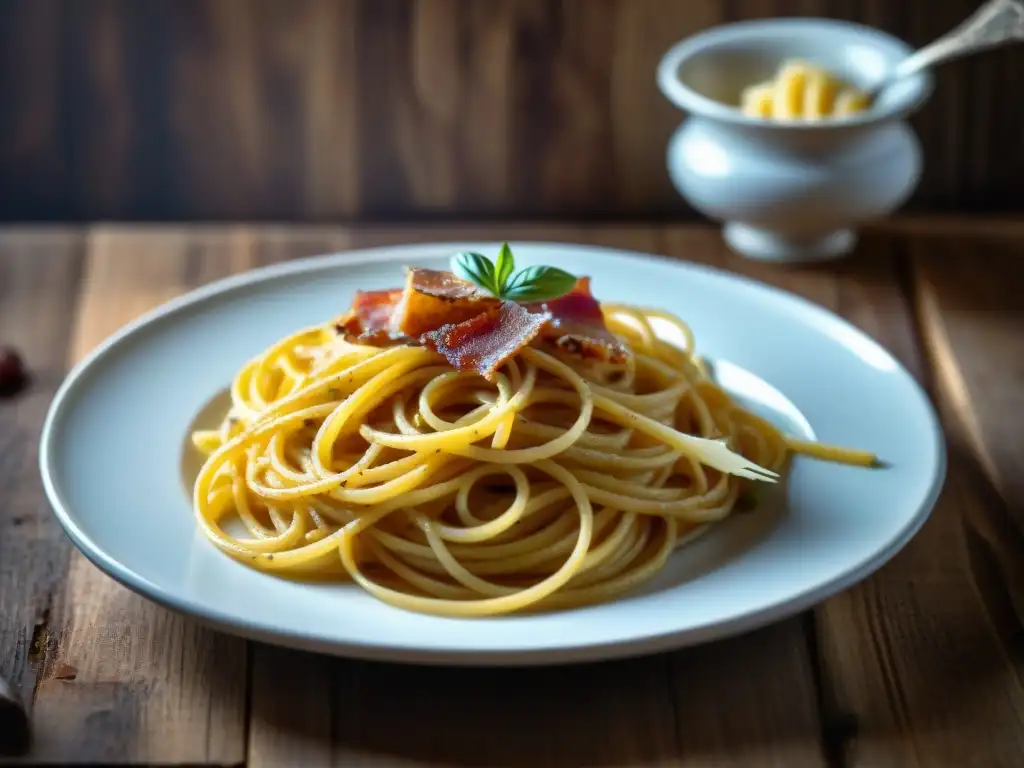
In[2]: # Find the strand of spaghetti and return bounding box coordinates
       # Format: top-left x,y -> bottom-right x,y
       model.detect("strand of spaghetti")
570,509 -> 638,576
442,510 -> 613,576
508,417 -> 633,451
414,505 -> 634,590
566,516 -> 649,587
415,515 -> 523,596
245,528 -> 349,571
313,362 -> 456,471
418,371 -> 487,432
787,437 -> 878,466
366,488 -> 577,567
418,349 -> 593,464
358,364 -> 538,453
338,460 -> 594,617
247,442 -> 390,501
571,469 -> 689,501
579,472 -> 737,520
231,326 -> 336,416
251,345 -> 435,430
231,472 -> 278,539
559,444 -> 680,472
591,391 -> 779,480
190,300 -> 876,616
437,465 -> 530,543
198,489 -> 306,556
368,541 -> 478,600
194,400 -> 341,506
545,518 -> 676,609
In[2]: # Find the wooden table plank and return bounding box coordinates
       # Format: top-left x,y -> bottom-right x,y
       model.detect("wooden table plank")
914,233 -> 1024,553
0,231 -> 84,755
5,222 -> 1023,766
657,230 -> 925,767
253,650 -> 682,768
805,235 -> 1024,768
913,233 -> 1024,681
659,227 -> 1024,767
24,231 -> 252,764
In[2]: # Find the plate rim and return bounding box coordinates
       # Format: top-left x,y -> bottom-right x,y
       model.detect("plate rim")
38,241 -> 948,666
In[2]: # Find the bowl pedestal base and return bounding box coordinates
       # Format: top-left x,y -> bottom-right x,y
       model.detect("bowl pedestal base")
723,223 -> 856,263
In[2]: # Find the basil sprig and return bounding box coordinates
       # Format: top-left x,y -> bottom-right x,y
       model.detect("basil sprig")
451,243 -> 577,303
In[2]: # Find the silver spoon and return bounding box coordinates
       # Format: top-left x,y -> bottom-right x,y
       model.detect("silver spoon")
867,0 -> 1024,101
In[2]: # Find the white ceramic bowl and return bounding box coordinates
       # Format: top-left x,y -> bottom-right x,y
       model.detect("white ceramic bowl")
657,19 -> 933,263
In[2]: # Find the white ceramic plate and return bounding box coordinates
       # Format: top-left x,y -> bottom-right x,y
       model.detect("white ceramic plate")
40,243 -> 945,665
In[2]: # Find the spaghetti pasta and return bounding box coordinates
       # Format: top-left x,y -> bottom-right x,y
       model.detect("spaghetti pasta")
191,276 -> 875,617
740,59 -> 870,120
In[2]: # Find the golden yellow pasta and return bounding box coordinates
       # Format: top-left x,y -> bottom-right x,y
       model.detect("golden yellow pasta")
741,59 -> 870,120
191,269 -> 875,618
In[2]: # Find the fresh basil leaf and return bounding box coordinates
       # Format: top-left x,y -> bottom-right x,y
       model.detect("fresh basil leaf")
501,265 -> 577,302
494,242 -> 515,293
451,251 -> 498,295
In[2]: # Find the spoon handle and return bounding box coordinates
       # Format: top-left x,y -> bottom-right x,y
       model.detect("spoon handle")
893,0 -> 1024,80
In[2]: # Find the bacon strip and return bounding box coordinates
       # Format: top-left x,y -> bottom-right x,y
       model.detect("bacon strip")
422,301 -> 550,380
527,277 -> 627,363
335,289 -> 404,342
336,271 -> 628,375
390,268 -> 498,338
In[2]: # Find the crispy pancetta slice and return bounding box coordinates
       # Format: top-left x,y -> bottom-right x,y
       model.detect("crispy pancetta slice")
336,270 -> 628,375
527,277 -> 627,363
421,301 -> 550,380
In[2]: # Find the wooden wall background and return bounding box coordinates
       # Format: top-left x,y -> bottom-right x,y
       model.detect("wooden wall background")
1,0 -> 1022,223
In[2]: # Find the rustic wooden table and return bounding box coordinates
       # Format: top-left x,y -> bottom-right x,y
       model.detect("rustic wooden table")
1,222 -> 1021,767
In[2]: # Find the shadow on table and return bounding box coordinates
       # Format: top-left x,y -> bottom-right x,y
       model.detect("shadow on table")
25,582 -> 249,763
247,619 -> 826,766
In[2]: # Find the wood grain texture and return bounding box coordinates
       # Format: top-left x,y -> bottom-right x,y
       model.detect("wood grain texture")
912,233 -> 1024,685
1,0 -> 1022,222
653,226 -> 1024,767
817,232 -> 1024,768
251,648 -> 685,767
0,230 -> 84,738
23,232 -> 251,764
914,234 -> 1024,538
250,626 -> 824,768
5,222 -> 1024,766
